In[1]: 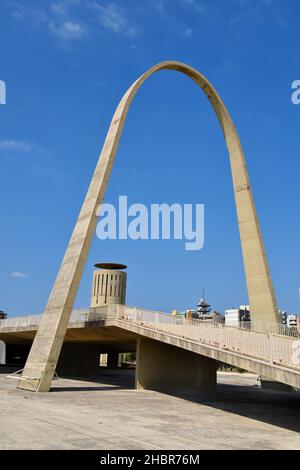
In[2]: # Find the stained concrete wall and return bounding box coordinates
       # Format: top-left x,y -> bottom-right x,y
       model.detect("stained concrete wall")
135,338 -> 217,392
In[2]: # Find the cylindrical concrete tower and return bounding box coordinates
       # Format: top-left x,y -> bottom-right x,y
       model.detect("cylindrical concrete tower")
90,263 -> 127,308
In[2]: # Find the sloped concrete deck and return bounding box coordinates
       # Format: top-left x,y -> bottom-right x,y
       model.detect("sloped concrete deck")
1,305 -> 300,388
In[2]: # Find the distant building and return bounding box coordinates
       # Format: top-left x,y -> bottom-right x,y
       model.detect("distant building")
198,311 -> 224,324
0,311 -> 7,320
197,292 -> 211,317
279,310 -> 300,331
287,314 -> 298,329
171,290 -> 224,323
280,310 -> 288,325
171,309 -> 199,320
185,310 -> 196,319
196,291 -> 224,323
225,305 -> 250,327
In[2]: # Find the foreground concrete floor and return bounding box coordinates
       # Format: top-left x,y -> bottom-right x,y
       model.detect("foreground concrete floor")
0,369 -> 300,450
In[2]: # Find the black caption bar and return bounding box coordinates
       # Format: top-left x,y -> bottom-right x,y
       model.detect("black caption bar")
0,450 -> 296,465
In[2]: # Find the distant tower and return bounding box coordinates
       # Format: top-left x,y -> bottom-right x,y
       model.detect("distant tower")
197,289 -> 211,318
90,263 -> 127,308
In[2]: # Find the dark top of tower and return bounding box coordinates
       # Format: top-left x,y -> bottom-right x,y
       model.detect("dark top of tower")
94,263 -> 127,270
197,290 -> 212,316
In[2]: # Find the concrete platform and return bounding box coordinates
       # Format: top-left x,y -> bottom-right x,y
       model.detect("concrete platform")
0,369 -> 300,450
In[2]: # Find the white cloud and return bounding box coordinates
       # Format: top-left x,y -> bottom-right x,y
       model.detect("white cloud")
51,0 -> 80,16
10,1 -> 140,43
50,1 -> 86,43
229,0 -> 276,26
11,3 -> 47,24
90,2 -> 139,36
154,1 -> 167,15
0,140 -> 60,177
181,0 -> 195,5
11,272 -> 30,279
258,0 -> 273,5
49,20 -> 86,39
184,28 -> 194,37
180,0 -> 206,14
0,140 -> 32,152
10,1 -> 86,44
11,4 -> 25,21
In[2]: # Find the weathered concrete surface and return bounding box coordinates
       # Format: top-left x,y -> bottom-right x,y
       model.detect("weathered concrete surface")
2,316 -> 300,388
0,323 -> 137,349
19,61 -> 279,393
1,371 -> 300,450
91,267 -> 126,308
117,322 -> 300,389
136,338 -> 217,391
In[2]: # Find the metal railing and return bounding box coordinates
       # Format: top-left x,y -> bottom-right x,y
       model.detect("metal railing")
117,306 -> 300,371
239,321 -> 299,338
0,314 -> 42,329
0,309 -> 91,329
0,307 -> 112,330
1,305 -> 300,371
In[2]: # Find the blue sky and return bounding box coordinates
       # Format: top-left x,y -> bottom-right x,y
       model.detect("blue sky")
0,0 -> 299,317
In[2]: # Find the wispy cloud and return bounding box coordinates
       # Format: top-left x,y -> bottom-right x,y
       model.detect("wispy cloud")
153,1 -> 167,16
0,140 -> 32,152
49,0 -> 86,41
9,0 -> 285,46
0,139 -> 62,178
229,0 -> 278,27
180,0 -> 206,14
51,0 -> 80,16
178,0 -> 285,31
10,1 -> 140,44
181,0 -> 195,6
11,272 -> 30,279
154,0 -> 206,17
184,28 -> 194,37
11,0 -> 86,45
11,3 -> 47,24
49,20 -> 86,40
90,2 -> 139,36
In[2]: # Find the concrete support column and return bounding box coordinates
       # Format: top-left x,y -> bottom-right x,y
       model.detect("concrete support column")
0,340 -> 6,365
135,339 -> 217,392
107,352 -> 120,369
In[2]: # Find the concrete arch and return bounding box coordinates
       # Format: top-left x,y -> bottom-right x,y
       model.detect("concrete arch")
18,61 -> 279,392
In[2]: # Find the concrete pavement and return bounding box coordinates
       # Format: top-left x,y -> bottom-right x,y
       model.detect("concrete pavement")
0,369 -> 300,450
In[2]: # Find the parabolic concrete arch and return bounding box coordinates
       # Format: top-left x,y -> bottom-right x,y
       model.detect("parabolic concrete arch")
18,61 -> 279,392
